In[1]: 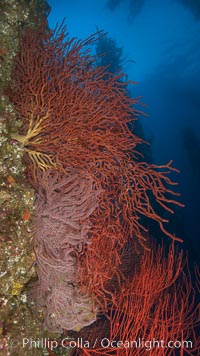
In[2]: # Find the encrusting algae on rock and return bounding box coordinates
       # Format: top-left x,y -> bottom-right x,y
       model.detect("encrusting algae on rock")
0,1 -> 68,355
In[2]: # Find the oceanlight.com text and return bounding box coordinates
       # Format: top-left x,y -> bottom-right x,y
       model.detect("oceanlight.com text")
100,337 -> 193,351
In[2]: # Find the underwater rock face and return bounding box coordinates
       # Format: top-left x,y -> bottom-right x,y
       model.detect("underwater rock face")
0,1 -> 55,355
